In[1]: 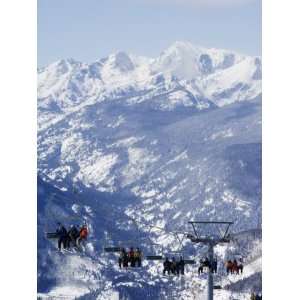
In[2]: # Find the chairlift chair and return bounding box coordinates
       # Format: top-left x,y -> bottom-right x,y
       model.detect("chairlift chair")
45,215 -> 84,240
213,285 -> 222,290
146,255 -> 164,261
103,238 -> 145,252
104,247 -> 122,253
164,250 -> 195,264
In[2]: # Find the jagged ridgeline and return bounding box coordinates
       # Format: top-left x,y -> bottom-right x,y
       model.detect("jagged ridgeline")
38,42 -> 261,299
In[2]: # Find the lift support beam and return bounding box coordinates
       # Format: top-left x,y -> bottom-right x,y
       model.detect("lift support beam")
187,221 -> 233,300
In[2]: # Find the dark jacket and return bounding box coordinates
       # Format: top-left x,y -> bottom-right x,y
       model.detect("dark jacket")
68,226 -> 79,239
56,225 -> 67,237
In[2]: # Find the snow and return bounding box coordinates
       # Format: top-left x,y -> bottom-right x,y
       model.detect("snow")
38,41 -> 261,119
40,285 -> 90,299
109,136 -> 142,148
210,129 -> 234,140
75,152 -> 118,191
122,147 -> 160,185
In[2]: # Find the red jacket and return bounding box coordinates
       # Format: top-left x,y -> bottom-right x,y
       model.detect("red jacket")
80,227 -> 88,239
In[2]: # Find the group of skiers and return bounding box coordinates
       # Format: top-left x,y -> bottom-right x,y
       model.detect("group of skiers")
198,257 -> 218,274
56,222 -> 88,250
118,247 -> 143,268
197,257 -> 244,275
162,257 -> 185,276
225,259 -> 244,275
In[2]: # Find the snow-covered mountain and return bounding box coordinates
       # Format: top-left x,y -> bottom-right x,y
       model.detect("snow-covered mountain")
38,41 -> 262,299
38,41 -> 261,126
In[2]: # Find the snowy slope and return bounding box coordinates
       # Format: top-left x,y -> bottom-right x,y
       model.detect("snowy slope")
38,98 -> 261,233
38,41 -> 262,299
38,177 -> 261,300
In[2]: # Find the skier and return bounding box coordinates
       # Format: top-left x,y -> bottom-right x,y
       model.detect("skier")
238,261 -> 244,274
123,250 -> 129,269
170,257 -> 177,274
198,258 -> 206,274
56,222 -> 68,250
212,258 -> 218,273
204,257 -> 210,268
178,256 -> 185,275
78,224 -> 88,245
134,248 -> 142,267
198,265 -> 203,274
250,292 -> 256,300
119,248 -> 126,268
233,259 -> 239,274
175,260 -> 180,275
128,247 -> 135,267
226,260 -> 233,274
163,258 -> 171,275
68,224 -> 80,247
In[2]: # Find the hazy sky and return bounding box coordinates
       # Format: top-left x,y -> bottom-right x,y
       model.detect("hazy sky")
38,0 -> 261,67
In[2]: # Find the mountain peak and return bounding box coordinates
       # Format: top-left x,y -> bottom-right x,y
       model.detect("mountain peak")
53,58 -> 79,67
106,51 -> 135,72
154,41 -> 200,80
162,41 -> 198,57
168,40 -> 196,50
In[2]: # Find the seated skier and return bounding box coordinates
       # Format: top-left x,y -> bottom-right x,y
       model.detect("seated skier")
134,248 -> 142,267
232,259 -> 239,274
128,247 -> 135,267
198,258 -> 205,274
226,260 -> 233,274
238,262 -> 244,274
56,222 -> 68,250
237,258 -> 244,274
78,224 -> 88,244
203,257 -> 210,268
175,260 -> 180,276
170,257 -> 177,274
68,224 -> 80,247
178,256 -> 185,275
212,258 -> 218,273
163,258 -> 171,275
250,292 -> 256,300
123,250 -> 129,268
119,248 -> 127,268
255,293 -> 262,300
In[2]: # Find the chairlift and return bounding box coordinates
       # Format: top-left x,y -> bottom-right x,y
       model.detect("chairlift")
213,285 -> 222,290
46,232 -> 59,239
184,259 -> 196,265
146,249 -> 195,265
104,247 -> 122,253
105,242 -> 144,269
44,201 -> 89,253
166,250 -> 184,257
165,250 -> 195,264
145,230 -> 194,265
103,238 -> 146,252
146,255 -> 164,261
45,215 -> 85,240
143,241 -> 164,261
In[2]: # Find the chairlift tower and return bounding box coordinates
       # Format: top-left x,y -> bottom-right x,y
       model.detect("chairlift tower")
187,221 -> 233,300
